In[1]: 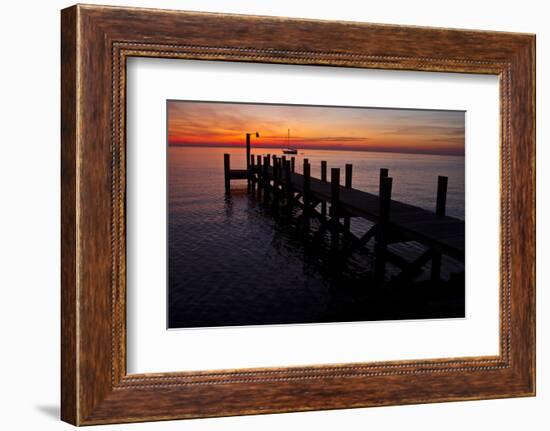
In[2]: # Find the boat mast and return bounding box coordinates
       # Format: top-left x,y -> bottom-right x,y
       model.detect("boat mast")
287,128 -> 290,147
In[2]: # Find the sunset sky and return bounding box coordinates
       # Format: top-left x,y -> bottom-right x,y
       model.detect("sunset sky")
167,101 -> 465,156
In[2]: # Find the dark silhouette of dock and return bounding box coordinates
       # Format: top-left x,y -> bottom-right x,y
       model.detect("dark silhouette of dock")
224,152 -> 464,286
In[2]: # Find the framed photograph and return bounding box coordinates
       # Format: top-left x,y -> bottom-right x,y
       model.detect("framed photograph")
61,4 -> 535,425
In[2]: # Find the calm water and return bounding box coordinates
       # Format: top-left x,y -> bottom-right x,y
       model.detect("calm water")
168,146 -> 465,328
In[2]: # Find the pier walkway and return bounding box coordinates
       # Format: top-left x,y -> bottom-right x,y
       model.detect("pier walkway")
224,152 -> 464,285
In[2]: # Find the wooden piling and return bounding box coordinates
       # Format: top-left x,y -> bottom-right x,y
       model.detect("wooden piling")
272,157 -> 280,208
246,134 -> 251,170
375,176 -> 393,284
379,168 -> 389,196
431,175 -> 448,281
331,168 -> 341,252
263,155 -> 270,204
303,160 -> 311,232
279,158 -> 286,205
379,177 -> 392,223
291,157 -> 296,173
256,155 -> 262,197
436,175 -> 448,216
344,163 -> 353,231
321,161 -> 327,218
224,153 -> 230,193
345,164 -> 353,188
250,155 -> 255,192
284,160 -> 293,213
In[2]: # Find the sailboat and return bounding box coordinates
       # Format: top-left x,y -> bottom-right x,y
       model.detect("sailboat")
282,129 -> 298,154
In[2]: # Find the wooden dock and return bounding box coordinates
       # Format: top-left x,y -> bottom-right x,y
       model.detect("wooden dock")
224,152 -> 464,286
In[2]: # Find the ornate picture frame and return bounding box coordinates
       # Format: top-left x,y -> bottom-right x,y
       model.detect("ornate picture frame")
61,4 -> 535,425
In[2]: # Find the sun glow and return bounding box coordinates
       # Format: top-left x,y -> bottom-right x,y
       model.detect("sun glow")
168,101 -> 465,156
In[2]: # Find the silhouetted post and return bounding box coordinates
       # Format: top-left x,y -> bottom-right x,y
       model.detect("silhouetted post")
291,157 -> 296,173
431,176 -> 448,281
321,161 -> 327,217
345,164 -> 353,188
263,155 -> 270,204
279,158 -> 286,204
245,134 -> 252,190
266,154 -> 272,195
435,176 -> 448,216
246,134 -> 251,169
330,168 -> 341,252
303,158 -> 309,175
375,176 -> 393,285
344,163 -> 353,231
284,160 -> 292,213
224,153 -> 231,193
379,168 -> 389,196
303,160 -> 311,232
256,155 -> 263,198
272,157 -> 280,208
321,161 -> 327,180
250,155 -> 255,192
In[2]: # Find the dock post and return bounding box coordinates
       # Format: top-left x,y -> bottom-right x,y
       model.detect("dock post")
330,168 -> 341,252
379,168 -> 389,195
291,157 -> 296,173
280,157 -> 287,203
435,175 -> 448,216
303,160 -> 311,233
249,155 -> 255,192
431,176 -> 448,281
246,134 -> 251,169
321,161 -> 327,218
284,160 -> 293,214
273,157 -> 280,208
246,134 -> 252,190
272,156 -> 278,206
375,176 -> 393,285
344,163 -> 353,231
271,157 -> 277,207
263,155 -> 270,204
266,153 -> 271,193
256,155 -> 262,198
224,153 -> 231,193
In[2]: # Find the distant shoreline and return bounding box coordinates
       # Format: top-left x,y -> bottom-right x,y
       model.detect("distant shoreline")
168,143 -> 465,158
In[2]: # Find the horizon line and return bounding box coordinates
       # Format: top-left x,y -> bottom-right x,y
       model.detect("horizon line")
168,142 -> 465,157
